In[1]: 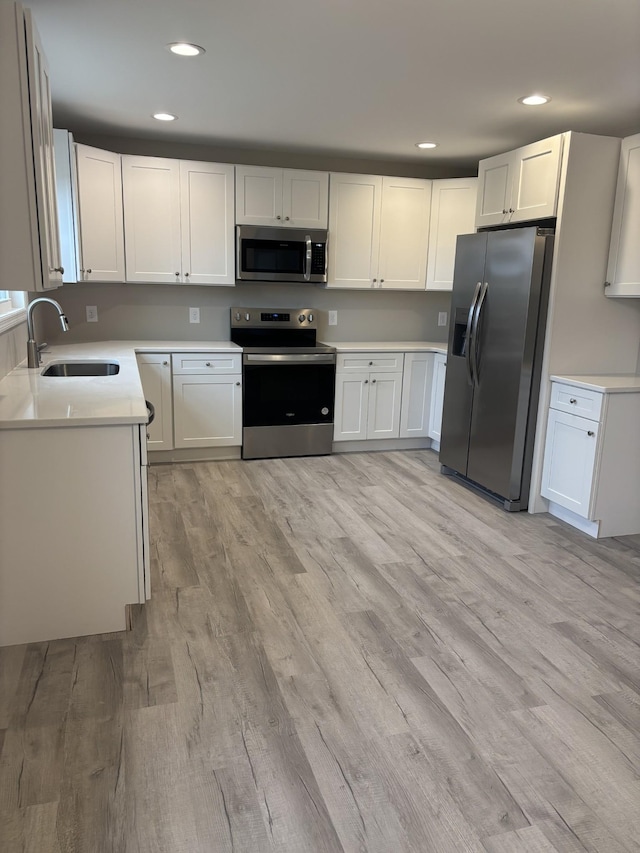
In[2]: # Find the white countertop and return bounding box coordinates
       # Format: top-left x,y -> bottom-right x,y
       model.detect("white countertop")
0,340 -> 241,429
550,373 -> 640,393
327,341 -> 447,353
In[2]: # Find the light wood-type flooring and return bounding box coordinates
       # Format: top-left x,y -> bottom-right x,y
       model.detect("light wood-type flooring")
1,450 -> 640,852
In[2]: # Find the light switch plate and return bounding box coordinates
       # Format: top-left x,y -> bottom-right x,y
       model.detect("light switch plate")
86,305 -> 98,322
189,307 -> 200,324
328,310 -> 337,326
438,312 -> 448,327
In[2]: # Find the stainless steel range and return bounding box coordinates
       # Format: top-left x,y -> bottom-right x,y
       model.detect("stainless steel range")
230,308 -> 336,459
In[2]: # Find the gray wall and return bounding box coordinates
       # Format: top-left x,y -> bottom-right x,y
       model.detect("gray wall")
40,282 -> 451,345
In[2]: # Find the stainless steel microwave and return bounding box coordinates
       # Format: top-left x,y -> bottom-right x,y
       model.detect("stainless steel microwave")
236,225 -> 328,283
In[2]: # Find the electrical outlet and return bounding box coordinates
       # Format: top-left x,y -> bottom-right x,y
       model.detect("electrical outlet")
189,307 -> 200,324
438,311 -> 448,327
86,305 -> 98,322
328,310 -> 338,326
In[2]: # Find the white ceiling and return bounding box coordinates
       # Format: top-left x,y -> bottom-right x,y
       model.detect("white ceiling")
27,0 -> 640,170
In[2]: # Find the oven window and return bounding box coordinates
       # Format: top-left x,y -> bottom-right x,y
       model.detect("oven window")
243,363 -> 335,427
242,239 -> 305,275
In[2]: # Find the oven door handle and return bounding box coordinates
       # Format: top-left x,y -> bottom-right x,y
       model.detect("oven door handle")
243,353 -> 336,364
304,235 -> 312,281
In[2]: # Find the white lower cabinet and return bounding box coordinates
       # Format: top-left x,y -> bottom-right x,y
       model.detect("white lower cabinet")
0,423 -> 147,645
428,353 -> 447,441
399,352 -> 434,438
136,353 -> 173,450
541,381 -> 640,537
333,352 -> 404,440
172,353 -> 242,448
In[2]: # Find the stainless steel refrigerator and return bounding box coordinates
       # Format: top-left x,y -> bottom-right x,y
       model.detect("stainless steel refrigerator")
439,226 -> 554,511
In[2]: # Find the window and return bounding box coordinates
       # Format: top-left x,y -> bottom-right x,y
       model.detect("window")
0,290 -> 27,333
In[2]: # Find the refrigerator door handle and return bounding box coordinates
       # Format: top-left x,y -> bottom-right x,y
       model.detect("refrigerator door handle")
466,282 -> 482,386
470,281 -> 489,386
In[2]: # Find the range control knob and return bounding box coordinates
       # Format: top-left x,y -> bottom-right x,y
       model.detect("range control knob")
308,313 -> 314,322
245,313 -> 251,321
298,313 -> 307,323
235,312 -> 241,321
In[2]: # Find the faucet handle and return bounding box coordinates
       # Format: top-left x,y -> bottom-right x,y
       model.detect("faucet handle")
37,342 -> 48,351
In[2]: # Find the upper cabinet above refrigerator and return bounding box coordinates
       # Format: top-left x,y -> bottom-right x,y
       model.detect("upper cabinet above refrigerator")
475,134 -> 563,228
605,132 -> 640,298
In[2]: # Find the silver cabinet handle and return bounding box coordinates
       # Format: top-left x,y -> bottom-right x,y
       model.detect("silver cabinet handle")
80,268 -> 92,274
184,272 -> 190,277
569,398 -> 577,404
162,361 -> 168,366
372,278 -> 377,283
587,430 -> 595,436
372,379 -> 377,383
369,361 -> 373,366
175,272 -> 180,276
364,379 -> 368,384
276,215 -> 281,220
206,362 -> 212,367
380,279 -> 384,284
502,209 -> 508,215
236,381 -> 241,386
285,216 -> 290,221
51,266 -> 64,274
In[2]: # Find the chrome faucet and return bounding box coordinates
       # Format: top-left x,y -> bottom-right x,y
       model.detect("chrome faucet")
26,298 -> 69,368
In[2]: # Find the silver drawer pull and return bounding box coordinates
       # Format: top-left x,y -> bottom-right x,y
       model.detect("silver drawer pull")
587,430 -> 595,436
206,362 -> 212,367
569,398 -> 577,404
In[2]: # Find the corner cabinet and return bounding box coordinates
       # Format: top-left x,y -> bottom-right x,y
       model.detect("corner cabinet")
605,133 -> 640,297
122,156 -> 235,285
426,178 -> 477,291
541,380 -> 640,537
75,144 -> 126,282
235,166 -> 329,228
328,174 -> 431,290
0,2 -> 62,291
136,353 -> 173,451
475,134 -> 563,228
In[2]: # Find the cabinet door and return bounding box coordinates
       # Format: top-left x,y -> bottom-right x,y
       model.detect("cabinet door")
377,177 -> 431,290
399,352 -> 434,438
426,178 -> 477,291
475,151 -> 513,228
605,133 -> 640,297
173,374 -> 242,448
367,372 -> 402,439
122,156 -> 181,283
235,165 -> 283,225
282,169 -> 329,228
76,144 -> 125,282
541,408 -> 599,517
53,129 -> 80,283
25,9 -> 62,290
136,354 -> 173,451
327,174 -> 382,288
333,372 -> 369,440
511,134 -> 563,222
180,161 -> 235,286
428,354 -> 447,441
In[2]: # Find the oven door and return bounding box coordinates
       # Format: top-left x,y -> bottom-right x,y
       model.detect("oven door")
242,353 -> 335,427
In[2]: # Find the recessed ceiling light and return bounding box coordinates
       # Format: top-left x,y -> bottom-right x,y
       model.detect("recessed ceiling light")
153,112 -> 177,121
518,94 -> 551,106
167,42 -> 205,57
415,141 -> 438,149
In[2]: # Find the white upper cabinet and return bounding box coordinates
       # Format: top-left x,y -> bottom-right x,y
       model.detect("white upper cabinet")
605,133 -> 640,297
475,134 -> 563,227
122,156 -> 234,285
75,144 -> 125,282
426,178 -> 478,291
180,161 -> 235,285
0,3 -> 62,291
235,166 -> 328,228
328,174 -> 431,289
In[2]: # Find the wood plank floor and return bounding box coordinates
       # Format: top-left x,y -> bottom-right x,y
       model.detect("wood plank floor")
1,449 -> 639,852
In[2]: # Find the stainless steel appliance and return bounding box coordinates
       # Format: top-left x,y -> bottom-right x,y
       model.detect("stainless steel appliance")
236,225 -> 328,283
230,307 -> 336,459
440,226 -> 554,510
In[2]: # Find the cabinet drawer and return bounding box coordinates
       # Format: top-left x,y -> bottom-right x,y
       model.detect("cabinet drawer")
550,383 -> 603,421
337,352 -> 404,373
172,353 -> 242,374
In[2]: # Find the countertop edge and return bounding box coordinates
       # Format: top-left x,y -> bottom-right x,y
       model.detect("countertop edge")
550,373 -> 640,393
